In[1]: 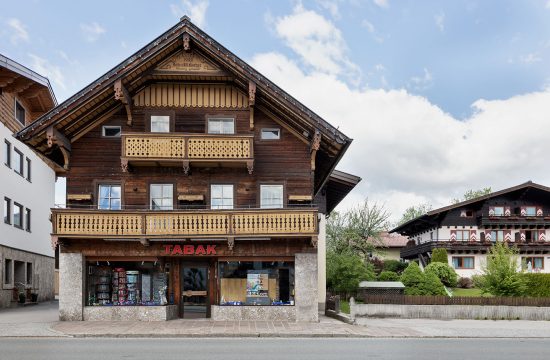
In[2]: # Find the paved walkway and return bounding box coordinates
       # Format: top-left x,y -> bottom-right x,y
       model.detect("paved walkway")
3,302 -> 550,338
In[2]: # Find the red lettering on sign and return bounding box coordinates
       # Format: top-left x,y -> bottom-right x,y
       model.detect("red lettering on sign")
183,245 -> 194,255
172,244 -> 183,255
195,245 -> 206,255
164,245 -> 173,255
206,245 -> 217,255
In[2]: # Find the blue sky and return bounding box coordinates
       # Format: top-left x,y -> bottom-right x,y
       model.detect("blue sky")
2,0 -> 550,219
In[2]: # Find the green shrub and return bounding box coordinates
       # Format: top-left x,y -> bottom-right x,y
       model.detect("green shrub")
521,274 -> 550,297
383,260 -> 408,274
425,262 -> 458,287
457,277 -> 473,289
378,271 -> 399,281
419,271 -> 447,296
327,251 -> 376,293
431,248 -> 449,264
400,262 -> 424,288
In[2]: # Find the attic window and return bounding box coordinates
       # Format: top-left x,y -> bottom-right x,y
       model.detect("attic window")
102,126 -> 121,137
15,100 -> 25,125
261,128 -> 280,140
460,210 -> 474,217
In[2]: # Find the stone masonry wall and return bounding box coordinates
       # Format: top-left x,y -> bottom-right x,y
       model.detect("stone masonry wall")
59,252 -> 84,320
295,252 -> 318,322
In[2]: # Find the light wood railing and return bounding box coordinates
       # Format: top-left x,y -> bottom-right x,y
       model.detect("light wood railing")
122,133 -> 254,161
51,209 -> 318,238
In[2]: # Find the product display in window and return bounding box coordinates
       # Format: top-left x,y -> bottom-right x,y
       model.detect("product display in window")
86,261 -> 168,306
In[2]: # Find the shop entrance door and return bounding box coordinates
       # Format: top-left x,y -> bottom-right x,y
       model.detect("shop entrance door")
180,264 -> 209,318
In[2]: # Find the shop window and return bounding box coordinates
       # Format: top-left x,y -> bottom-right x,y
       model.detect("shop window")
3,140 -> 11,168
98,185 -> 121,210
15,100 -> 25,125
210,185 -> 233,209
102,125 -> 121,137
3,197 -> 11,224
261,128 -> 280,140
13,202 -> 23,229
4,259 -> 12,285
85,261 -> 168,306
150,184 -> 173,210
260,185 -> 284,209
207,118 -> 234,134
13,148 -> 23,176
26,263 -> 32,286
26,158 -> 31,182
523,257 -> 544,271
151,116 -> 170,133
25,208 -> 31,232
219,261 -> 294,306
452,257 -> 474,269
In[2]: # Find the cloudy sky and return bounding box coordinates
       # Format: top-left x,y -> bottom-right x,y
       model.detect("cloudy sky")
2,0 -> 550,220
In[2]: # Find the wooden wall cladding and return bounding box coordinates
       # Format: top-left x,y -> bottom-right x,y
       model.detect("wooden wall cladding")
133,84 -> 248,108
66,106 -> 313,208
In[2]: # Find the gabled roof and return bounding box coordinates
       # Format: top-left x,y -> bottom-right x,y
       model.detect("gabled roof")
391,181 -> 550,236
16,16 -> 352,193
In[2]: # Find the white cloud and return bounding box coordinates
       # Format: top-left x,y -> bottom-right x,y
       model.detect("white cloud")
409,68 -> 433,90
317,0 -> 341,19
250,49 -> 550,221
434,12 -> 445,32
80,22 -> 106,42
519,52 -> 542,64
6,18 -> 29,45
272,4 -> 360,79
170,0 -> 209,27
28,53 -> 66,91
373,0 -> 389,8
361,19 -> 384,43
546,0 -> 550,9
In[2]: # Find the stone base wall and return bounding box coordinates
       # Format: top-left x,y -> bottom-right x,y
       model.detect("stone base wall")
59,252 -> 84,321
352,303 -> 550,321
0,245 -> 55,308
84,305 -> 178,321
295,253 -> 318,322
211,305 -> 296,321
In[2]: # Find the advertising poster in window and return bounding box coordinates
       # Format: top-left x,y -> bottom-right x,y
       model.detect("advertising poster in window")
246,270 -> 270,305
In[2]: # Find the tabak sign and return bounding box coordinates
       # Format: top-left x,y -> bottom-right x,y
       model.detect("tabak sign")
164,244 -> 217,256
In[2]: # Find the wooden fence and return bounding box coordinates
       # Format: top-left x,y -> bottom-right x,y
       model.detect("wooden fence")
362,294 -> 550,307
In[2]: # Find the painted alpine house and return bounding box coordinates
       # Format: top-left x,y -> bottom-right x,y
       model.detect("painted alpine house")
16,17 -> 359,321
392,181 -> 550,278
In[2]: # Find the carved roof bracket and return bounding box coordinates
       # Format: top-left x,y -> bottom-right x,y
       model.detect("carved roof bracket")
46,125 -> 71,170
114,79 -> 133,126
310,130 -> 321,171
183,33 -> 191,51
249,81 -> 256,130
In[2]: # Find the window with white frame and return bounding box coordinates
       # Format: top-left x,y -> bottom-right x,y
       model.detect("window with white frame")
261,128 -> 280,140
207,118 -> 235,134
98,185 -> 122,210
3,197 -> 11,224
260,185 -> 284,209
150,184 -> 173,210
525,206 -> 537,216
13,202 -> 23,228
150,116 -> 170,133
15,100 -> 25,125
102,126 -> 122,137
211,185 -> 233,209
492,206 -> 504,216
3,140 -> 11,167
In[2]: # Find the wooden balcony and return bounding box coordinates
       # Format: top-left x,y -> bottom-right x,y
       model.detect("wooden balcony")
51,208 -> 318,240
121,133 -> 254,174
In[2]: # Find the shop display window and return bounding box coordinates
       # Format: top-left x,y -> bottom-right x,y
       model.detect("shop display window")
218,261 -> 294,306
86,261 -> 169,306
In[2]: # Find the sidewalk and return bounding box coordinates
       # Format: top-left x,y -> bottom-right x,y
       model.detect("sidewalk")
3,302 -> 550,338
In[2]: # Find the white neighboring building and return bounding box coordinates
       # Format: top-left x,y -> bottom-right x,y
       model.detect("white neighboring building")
0,54 -> 57,307
392,182 -> 550,278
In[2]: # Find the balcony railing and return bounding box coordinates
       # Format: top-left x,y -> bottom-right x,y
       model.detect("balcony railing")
121,133 -> 254,173
51,208 -> 318,239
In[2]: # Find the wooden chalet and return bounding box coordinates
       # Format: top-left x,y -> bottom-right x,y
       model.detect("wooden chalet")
16,17 -> 358,321
391,181 -> 550,277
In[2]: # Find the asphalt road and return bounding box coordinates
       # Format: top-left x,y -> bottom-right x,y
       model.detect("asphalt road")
1,338 -> 549,360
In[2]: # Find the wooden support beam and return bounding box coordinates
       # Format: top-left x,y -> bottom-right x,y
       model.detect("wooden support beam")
46,126 -> 72,151
114,79 -> 133,126
183,33 -> 191,51
248,81 -> 256,130
310,130 -> 321,171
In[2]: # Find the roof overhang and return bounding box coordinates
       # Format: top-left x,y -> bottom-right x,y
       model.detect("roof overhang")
325,169 -> 362,214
